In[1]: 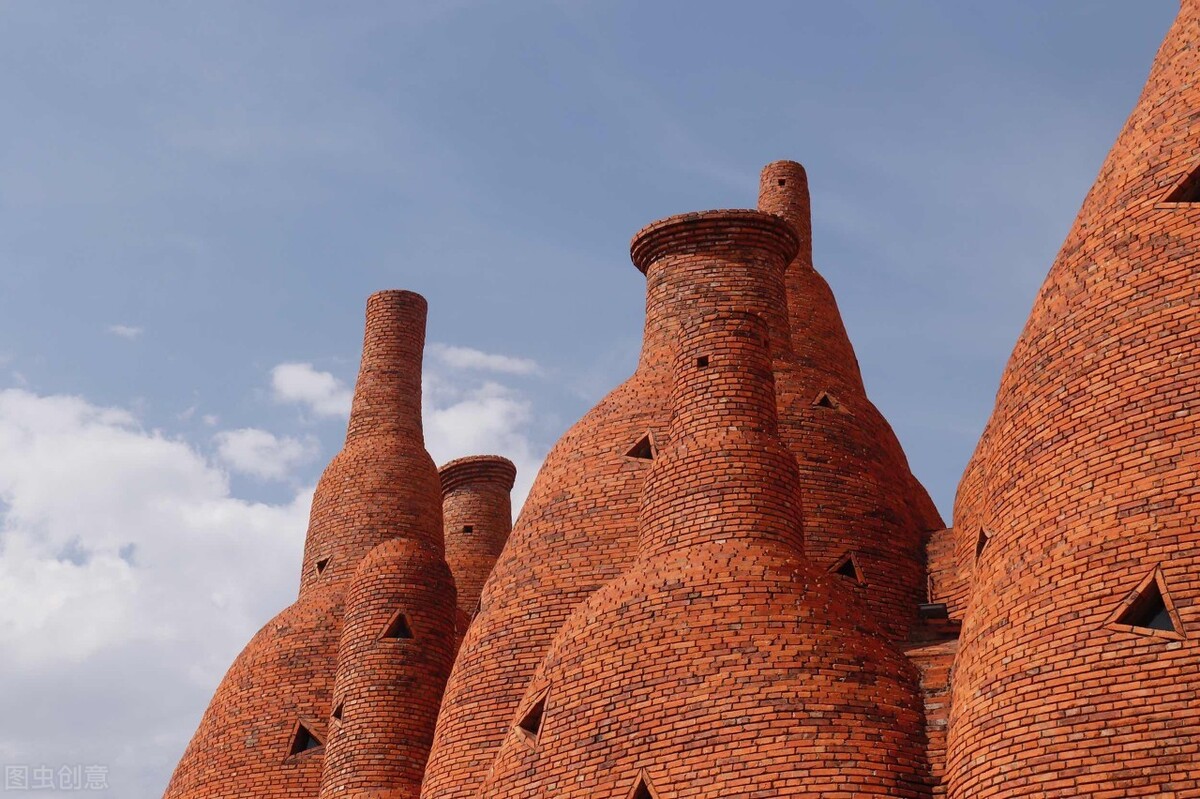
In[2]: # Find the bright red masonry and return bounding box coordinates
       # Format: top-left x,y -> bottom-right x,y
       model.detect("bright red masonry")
165,6 -> 1200,797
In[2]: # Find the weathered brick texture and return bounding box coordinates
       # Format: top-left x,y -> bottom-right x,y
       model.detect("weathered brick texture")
947,4 -> 1200,797
759,162 -> 944,641
481,212 -> 928,796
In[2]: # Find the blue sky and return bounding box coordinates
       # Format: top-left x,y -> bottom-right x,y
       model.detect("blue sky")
0,2 -> 1179,796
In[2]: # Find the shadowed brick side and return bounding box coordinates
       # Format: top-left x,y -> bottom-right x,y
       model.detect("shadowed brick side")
482,214 -> 928,796
947,5 -> 1200,797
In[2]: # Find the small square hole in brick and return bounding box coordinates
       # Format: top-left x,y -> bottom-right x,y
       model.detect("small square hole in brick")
696,356 -> 709,368
462,525 -> 474,534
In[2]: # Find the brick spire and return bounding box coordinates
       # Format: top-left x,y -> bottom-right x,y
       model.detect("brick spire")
300,290 -> 441,598
948,5 -> 1200,796
164,290 -> 450,799
480,210 -> 928,797
755,162 -> 943,640
315,291 -> 455,799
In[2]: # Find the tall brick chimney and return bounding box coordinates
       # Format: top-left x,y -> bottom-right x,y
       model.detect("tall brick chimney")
315,290 -> 456,799
425,165 -> 945,799
758,160 -> 942,641
164,290 -> 453,799
300,290 -> 441,597
480,209 -> 928,797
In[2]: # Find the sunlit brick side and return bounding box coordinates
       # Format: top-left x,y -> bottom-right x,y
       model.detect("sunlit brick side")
947,6 -> 1200,796
482,212 -> 928,797
315,291 -> 455,799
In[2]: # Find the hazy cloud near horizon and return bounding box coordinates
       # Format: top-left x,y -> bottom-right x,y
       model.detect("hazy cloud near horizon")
0,0 -> 1180,795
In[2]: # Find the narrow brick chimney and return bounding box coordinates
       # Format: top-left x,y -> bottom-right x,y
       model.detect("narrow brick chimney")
479,209 -> 927,797
300,290 -> 442,596
316,290 -> 456,799
439,455 -> 516,621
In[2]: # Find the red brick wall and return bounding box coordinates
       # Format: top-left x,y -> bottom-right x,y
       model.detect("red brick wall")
439,455 -> 516,622
425,167 -> 944,799
166,291 -> 451,799
481,213 -> 929,797
947,6 -> 1200,796
760,162 -> 943,641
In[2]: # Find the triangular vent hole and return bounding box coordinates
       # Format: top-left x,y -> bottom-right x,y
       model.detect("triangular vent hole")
1118,578 -> 1175,633
289,723 -> 322,756
815,392 -> 839,410
975,529 -> 990,561
832,553 -> 864,585
332,702 -> 344,723
630,776 -> 658,799
314,557 -> 330,576
625,434 -> 655,460
382,612 -> 414,640
517,695 -> 546,740
1166,164 -> 1200,202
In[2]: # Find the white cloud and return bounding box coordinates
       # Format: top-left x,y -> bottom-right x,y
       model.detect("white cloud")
214,428 -> 318,481
268,358 -> 544,509
422,375 -> 542,511
428,343 -> 540,376
270,362 -> 353,417
106,324 -> 143,340
0,388 -> 312,797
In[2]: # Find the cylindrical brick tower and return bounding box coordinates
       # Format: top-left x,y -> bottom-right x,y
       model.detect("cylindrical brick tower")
315,291 -> 456,799
759,161 -> 943,640
439,455 -> 516,626
480,212 -> 929,797
164,291 -> 450,799
947,5 -> 1200,797
424,166 -> 944,799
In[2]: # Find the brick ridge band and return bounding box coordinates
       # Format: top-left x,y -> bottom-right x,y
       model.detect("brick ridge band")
439,455 -> 517,494
629,209 -> 799,274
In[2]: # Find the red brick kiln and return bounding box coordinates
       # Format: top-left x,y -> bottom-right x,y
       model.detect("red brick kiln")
165,5 -> 1200,795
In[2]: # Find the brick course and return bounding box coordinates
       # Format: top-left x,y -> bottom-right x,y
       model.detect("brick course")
947,4 -> 1200,796
481,214 -> 928,795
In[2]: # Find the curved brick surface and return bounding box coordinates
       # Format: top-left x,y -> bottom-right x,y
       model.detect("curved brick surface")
316,292 -> 456,799
426,175 -> 941,797
482,228 -> 927,796
759,162 -> 943,640
319,540 -> 456,799
163,587 -> 341,799
165,290 -> 449,799
947,6 -> 1200,796
439,455 -> 516,622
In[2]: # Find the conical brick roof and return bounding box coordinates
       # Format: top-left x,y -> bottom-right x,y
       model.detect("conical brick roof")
947,4 -> 1200,795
